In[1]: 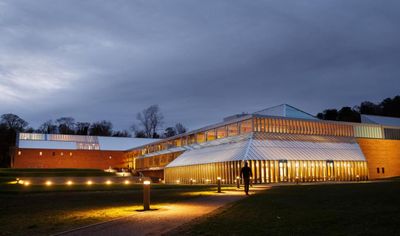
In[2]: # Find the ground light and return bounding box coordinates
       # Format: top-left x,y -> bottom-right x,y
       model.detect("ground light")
143,180 -> 151,210
236,176 -> 240,188
66,180 -> 73,186
124,180 -> 130,185
23,181 -> 30,186
217,177 -> 222,193
105,180 -> 112,185
86,180 -> 93,185
45,181 -> 52,186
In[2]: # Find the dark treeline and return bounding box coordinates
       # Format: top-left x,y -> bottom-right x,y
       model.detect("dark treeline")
317,95 -> 400,122
0,105 -> 187,167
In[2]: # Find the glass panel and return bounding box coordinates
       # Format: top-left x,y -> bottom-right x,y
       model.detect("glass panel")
227,123 -> 239,136
217,126 -> 227,139
196,132 -> 206,143
206,129 -> 216,141
240,119 -> 252,134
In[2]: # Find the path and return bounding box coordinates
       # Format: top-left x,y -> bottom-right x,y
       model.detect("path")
55,186 -> 269,236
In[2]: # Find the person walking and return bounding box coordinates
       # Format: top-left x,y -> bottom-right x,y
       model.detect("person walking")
240,161 -> 253,195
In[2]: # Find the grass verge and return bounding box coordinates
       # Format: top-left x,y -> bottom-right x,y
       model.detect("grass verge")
170,181 -> 400,236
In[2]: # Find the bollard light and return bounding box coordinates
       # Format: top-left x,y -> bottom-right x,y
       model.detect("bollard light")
236,176 -> 240,188
45,180 -> 52,186
176,180 -> 180,184
24,181 -> 30,186
143,180 -> 151,210
190,178 -> 193,185
66,180 -> 73,186
86,180 -> 93,185
124,180 -> 130,185
105,180 -> 112,185
217,177 -> 222,193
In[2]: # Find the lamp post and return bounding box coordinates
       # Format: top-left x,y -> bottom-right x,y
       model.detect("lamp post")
217,177 -> 221,193
143,180 -> 151,210
236,176 -> 240,189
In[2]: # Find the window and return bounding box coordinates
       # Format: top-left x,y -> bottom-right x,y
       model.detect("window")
69,152 -> 72,156
206,129 -> 216,141
52,152 -> 56,156
227,123 -> 239,137
240,119 -> 252,134
377,168 -> 380,174
382,167 -> 385,174
196,132 -> 206,143
18,151 -> 21,156
217,126 -> 227,139
39,152 -> 42,156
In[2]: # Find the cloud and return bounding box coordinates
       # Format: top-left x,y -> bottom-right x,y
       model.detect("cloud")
0,0 -> 399,130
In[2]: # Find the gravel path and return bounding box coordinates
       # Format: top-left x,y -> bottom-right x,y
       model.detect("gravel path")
55,186 -> 269,236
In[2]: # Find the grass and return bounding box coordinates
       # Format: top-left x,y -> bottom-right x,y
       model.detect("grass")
0,183 -> 219,236
0,168 -> 114,178
171,181 -> 400,236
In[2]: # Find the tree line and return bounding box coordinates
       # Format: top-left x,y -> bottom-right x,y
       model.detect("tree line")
317,95 -> 400,122
0,104 -> 186,167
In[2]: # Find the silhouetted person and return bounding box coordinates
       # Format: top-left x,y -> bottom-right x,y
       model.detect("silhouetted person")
240,162 -> 253,195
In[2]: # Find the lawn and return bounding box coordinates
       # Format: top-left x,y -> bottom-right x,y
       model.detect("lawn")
170,180 -> 400,236
0,183 -> 218,236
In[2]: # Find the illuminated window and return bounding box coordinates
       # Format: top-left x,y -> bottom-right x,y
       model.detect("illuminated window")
18,151 -> 22,156
61,152 -> 64,156
217,126 -> 227,139
39,152 -> 42,156
109,156 -> 112,159
227,123 -> 239,136
196,132 -> 206,143
240,119 -> 252,134
206,129 -> 216,141
69,152 -> 72,156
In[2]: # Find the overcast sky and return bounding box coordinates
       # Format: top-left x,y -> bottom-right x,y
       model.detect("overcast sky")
1,0 -> 399,131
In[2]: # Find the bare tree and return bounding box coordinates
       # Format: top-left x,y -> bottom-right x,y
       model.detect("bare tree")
0,114 -> 28,131
135,105 -> 164,138
175,123 -> 187,134
56,117 -> 75,134
38,120 -> 57,134
89,120 -> 113,136
76,122 -> 90,135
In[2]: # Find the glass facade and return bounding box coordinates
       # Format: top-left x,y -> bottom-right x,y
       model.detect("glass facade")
164,160 -> 368,184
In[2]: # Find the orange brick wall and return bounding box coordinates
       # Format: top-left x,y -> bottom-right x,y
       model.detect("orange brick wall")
12,148 -> 130,169
357,138 -> 400,179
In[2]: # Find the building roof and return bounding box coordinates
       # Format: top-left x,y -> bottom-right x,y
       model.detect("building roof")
17,133 -> 157,151
166,133 -> 365,168
254,104 -> 317,120
361,114 -> 400,127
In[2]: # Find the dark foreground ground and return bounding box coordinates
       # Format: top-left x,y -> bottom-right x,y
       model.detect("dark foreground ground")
0,183 -> 217,236
170,180 -> 400,236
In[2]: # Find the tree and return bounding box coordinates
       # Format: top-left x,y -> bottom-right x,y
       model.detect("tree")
135,105 -> 164,138
89,120 -> 113,136
133,130 -> 147,138
175,123 -> 187,134
113,130 -> 131,137
76,122 -> 90,135
357,101 -> 381,115
316,109 -> 338,121
164,127 -> 177,138
0,114 -> 28,131
337,107 -> 360,122
38,120 -> 57,134
56,117 -> 75,134
380,96 -> 400,117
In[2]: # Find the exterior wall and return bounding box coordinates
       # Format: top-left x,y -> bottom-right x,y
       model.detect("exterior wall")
13,148 -> 129,169
357,138 -> 400,179
164,160 -> 368,184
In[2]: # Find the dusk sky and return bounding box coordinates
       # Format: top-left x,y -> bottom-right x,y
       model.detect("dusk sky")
1,0 -> 399,131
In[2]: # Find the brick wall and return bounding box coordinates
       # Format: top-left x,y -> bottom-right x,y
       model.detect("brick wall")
357,138 -> 400,179
13,148 -> 130,169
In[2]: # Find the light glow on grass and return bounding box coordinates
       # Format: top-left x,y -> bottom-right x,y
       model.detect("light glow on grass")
105,180 -> 112,185
24,181 -> 30,186
124,180 -> 130,185
66,181 -> 73,186
45,181 -> 53,186
86,180 -> 93,185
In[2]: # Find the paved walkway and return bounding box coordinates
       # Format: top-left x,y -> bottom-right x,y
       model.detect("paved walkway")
55,186 -> 269,236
